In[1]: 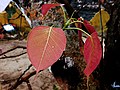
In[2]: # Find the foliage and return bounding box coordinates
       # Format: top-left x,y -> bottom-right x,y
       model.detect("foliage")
0,2 -> 31,39
90,9 -> 110,33
27,3 -> 102,79
84,32 -> 102,76
27,26 -> 66,73
41,4 -> 63,16
0,0 -> 117,89
9,8 -> 31,32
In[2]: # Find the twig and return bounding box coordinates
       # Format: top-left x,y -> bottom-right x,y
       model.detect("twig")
8,70 -> 36,90
0,46 -> 26,56
8,71 -> 36,90
0,52 -> 27,59
26,80 -> 32,90
17,64 -> 32,82
0,47 -> 18,56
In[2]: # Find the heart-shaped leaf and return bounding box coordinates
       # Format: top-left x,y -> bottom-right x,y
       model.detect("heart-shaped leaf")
27,26 -> 66,73
41,4 -> 62,16
84,32 -> 102,76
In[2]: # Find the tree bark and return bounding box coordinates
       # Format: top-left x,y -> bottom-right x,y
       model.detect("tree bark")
100,0 -> 120,89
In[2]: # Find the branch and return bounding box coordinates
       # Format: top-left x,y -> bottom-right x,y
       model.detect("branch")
17,64 -> 32,82
0,52 -> 27,59
8,70 -> 36,90
8,66 -> 43,90
26,80 -> 32,90
0,46 -> 26,56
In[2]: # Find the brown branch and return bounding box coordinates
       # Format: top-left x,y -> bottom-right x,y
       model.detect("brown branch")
8,69 -> 42,90
0,46 -> 26,56
0,52 -> 27,59
17,64 -> 32,82
8,70 -> 36,90
0,47 -> 18,56
26,80 -> 32,90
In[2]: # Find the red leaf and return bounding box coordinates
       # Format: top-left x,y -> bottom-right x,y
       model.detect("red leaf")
83,32 -> 102,76
41,4 -> 62,16
27,26 -> 66,73
83,20 -> 96,34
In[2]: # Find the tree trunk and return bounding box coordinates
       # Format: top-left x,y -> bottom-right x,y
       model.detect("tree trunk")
100,0 -> 120,89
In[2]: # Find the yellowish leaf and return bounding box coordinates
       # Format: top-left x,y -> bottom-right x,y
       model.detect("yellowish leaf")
90,9 -> 110,33
9,9 -> 31,32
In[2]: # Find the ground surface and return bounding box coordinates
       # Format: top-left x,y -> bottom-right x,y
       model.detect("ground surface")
0,40 -> 60,90
0,1 -> 101,90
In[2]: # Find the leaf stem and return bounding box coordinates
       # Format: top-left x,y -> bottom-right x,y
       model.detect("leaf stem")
69,21 -> 83,25
61,5 -> 67,23
87,76 -> 90,90
70,10 -> 76,19
64,27 -> 91,37
62,10 -> 79,29
63,19 -> 71,29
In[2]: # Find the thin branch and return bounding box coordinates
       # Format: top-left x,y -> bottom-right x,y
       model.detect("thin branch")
0,47 -> 18,56
26,80 -> 32,90
8,71 -> 36,90
0,46 -> 26,56
8,66 -> 42,90
0,52 -> 27,59
17,64 -> 32,82
64,27 -> 91,37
